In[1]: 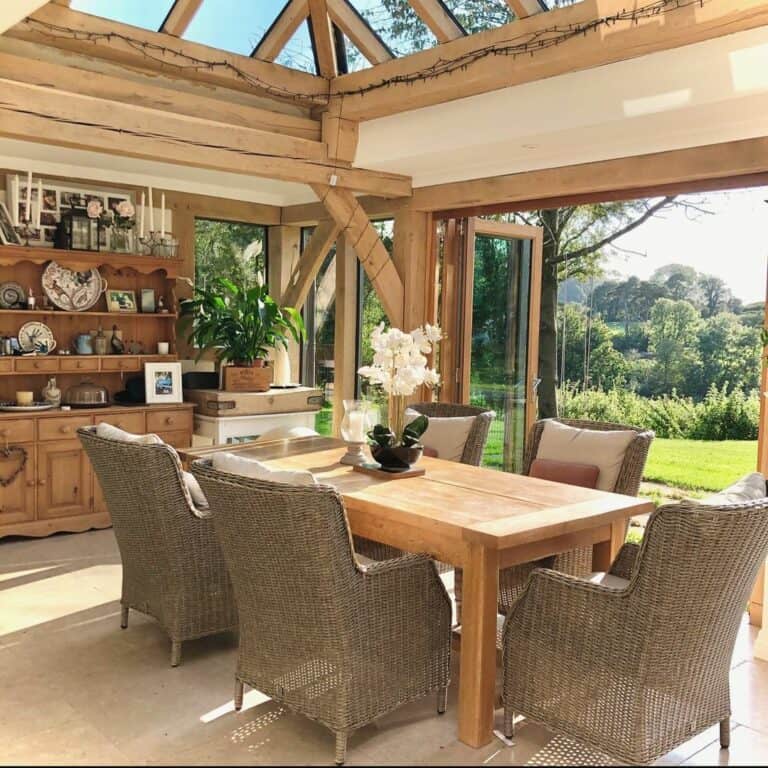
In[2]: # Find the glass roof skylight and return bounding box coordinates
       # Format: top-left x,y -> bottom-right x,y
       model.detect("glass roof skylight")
442,0 -> 512,33
70,0 -> 174,31
347,0 -> 437,58
275,20 -> 318,75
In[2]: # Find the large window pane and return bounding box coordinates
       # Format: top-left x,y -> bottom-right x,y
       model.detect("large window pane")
194,219 -> 267,289
71,0 -> 174,30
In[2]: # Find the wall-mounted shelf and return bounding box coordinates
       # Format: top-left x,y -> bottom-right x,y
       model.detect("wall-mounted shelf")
0,354 -> 179,376
0,244 -> 184,277
0,309 -> 178,319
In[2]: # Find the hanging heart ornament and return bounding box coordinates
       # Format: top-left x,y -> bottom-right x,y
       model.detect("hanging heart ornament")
0,445 -> 27,488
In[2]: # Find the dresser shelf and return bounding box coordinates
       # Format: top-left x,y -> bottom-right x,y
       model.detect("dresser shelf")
0,309 -> 178,319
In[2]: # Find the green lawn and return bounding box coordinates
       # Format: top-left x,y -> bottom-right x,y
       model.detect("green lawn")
643,438 -> 757,492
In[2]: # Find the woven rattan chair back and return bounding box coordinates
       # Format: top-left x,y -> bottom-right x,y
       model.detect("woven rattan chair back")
409,402 -> 494,466
78,427 -> 237,665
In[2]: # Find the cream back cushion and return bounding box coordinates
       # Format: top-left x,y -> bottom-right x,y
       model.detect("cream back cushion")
212,451 -> 317,486
700,472 -> 766,505
96,422 -> 208,510
405,409 -> 476,463
536,420 -> 636,492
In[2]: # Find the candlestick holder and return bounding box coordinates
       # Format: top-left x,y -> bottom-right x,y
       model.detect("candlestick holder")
137,231 -> 179,259
14,217 -> 37,247
340,399 -> 374,466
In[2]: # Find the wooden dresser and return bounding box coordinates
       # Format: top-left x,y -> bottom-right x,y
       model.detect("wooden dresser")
0,403 -> 194,538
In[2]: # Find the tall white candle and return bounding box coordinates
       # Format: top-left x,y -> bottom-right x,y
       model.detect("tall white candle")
139,191 -> 145,237
148,186 -> 154,232
11,175 -> 19,226
25,171 -> 31,222
273,344 -> 291,387
35,178 -> 42,229
160,193 -> 165,238
347,411 -> 366,443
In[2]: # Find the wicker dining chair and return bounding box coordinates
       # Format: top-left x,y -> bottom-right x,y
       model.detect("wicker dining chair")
191,459 -> 452,766
354,402 -> 494,563
501,498 -> 768,764
454,418 -> 654,618
78,427 -> 238,667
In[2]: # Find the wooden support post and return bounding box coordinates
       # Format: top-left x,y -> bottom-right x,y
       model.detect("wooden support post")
268,225 -> 303,381
312,184 -> 404,325
308,0 -> 338,78
282,219 -> 342,311
332,232 -> 358,436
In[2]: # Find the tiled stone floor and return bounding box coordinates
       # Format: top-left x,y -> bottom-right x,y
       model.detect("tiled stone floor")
1,529 -> 767,766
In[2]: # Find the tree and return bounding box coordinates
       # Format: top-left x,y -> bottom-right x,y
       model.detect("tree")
698,274 -> 732,318
698,313 -> 761,395
194,220 -> 266,289
647,298 -> 701,392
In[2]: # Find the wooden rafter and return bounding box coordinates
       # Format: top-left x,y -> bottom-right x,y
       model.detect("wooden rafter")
312,184 -> 404,323
307,0 -> 337,78
282,219 -> 342,310
160,0 -> 204,37
0,0 -> 49,34
252,0 -> 309,61
326,0 -> 393,65
0,79 -> 412,197
505,0 -> 546,19
0,46 -> 321,139
331,0 -> 768,120
11,4 -> 327,106
409,0 -> 465,43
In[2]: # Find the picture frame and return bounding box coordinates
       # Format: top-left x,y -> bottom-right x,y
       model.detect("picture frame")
140,288 -> 156,314
107,289 -> 137,313
0,202 -> 22,245
144,362 -> 183,405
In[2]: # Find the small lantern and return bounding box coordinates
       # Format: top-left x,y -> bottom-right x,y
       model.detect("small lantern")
54,205 -> 101,252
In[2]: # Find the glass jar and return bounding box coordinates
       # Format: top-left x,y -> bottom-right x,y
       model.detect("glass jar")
108,226 -> 135,253
339,400 -> 374,466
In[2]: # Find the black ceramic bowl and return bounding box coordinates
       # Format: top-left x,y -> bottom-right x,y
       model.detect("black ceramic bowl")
370,444 -> 424,472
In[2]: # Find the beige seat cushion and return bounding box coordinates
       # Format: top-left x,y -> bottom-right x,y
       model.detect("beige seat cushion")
536,420 -> 636,492
700,472 -> 766,506
405,409 -> 476,462
586,571 -> 630,590
212,451 -> 316,486
96,422 -> 208,510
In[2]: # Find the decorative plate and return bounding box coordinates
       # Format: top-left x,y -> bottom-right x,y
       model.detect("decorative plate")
0,281 -> 26,309
41,262 -> 107,312
0,402 -> 56,412
18,322 -> 57,354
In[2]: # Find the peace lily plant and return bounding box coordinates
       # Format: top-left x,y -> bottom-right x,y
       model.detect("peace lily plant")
358,322 -> 442,450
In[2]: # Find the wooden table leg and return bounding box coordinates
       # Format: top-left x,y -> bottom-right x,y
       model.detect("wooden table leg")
592,517 -> 628,572
458,542 -> 499,748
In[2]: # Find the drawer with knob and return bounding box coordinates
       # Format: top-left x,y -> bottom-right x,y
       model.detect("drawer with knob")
0,419 -> 35,444
146,410 -> 193,434
38,416 -> 93,442
0,358 -> 12,373
14,357 -> 59,374
101,357 -> 141,372
101,412 -> 145,434
60,358 -> 100,373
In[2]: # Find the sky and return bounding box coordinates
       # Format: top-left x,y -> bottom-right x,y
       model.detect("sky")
603,186 -> 768,304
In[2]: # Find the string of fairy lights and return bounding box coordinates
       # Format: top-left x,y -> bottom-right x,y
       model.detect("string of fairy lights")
23,0 -> 704,104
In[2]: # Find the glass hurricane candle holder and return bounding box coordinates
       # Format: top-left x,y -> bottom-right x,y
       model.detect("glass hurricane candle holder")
340,399 -> 373,466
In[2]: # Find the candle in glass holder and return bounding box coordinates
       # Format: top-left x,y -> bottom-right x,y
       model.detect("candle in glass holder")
272,344 -> 291,386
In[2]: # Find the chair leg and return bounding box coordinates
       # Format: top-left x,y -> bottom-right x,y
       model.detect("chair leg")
504,707 -> 515,740
120,605 -> 129,629
437,686 -> 448,714
170,640 -> 182,667
234,679 -> 244,711
720,717 -> 730,749
334,732 -> 347,766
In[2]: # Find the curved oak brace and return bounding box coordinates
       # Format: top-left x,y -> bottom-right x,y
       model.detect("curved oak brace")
312,184 -> 404,325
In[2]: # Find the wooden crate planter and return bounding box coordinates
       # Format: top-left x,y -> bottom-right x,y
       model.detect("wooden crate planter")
221,364 -> 272,392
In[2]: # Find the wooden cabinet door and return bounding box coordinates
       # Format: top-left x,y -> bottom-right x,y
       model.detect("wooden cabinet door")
37,440 -> 91,519
0,445 -> 35,525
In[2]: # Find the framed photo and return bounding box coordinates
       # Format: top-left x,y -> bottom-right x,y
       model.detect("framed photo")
140,288 -> 156,314
107,289 -> 137,313
144,362 -> 183,404
0,202 -> 22,245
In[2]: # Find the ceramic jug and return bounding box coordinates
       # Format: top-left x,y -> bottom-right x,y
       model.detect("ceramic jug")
73,333 -> 94,355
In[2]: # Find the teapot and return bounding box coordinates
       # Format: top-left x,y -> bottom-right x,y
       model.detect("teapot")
72,333 -> 94,355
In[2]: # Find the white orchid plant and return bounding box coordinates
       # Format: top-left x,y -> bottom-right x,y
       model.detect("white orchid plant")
358,323 -> 442,448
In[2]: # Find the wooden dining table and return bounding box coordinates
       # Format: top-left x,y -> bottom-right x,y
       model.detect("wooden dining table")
180,435 -> 654,749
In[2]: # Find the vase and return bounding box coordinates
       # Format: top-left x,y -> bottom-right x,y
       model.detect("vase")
371,444 -> 423,473
388,393 -> 407,440
340,399 -> 373,466
108,227 -> 134,253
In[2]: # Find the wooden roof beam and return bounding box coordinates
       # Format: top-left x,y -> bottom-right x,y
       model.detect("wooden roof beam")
0,0 -> 49,34
0,79 -> 411,197
9,3 -> 328,107
308,0 -> 337,77
505,0 -> 546,19
331,0 -> 768,121
409,0 -> 465,43
252,0 -> 309,62
326,0 -> 393,65
160,0 -> 204,37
